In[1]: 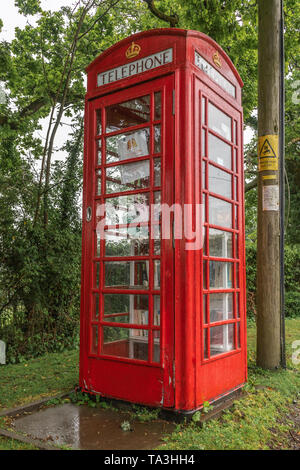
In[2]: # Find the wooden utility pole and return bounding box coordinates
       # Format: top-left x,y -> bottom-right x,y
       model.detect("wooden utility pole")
257,0 -> 283,369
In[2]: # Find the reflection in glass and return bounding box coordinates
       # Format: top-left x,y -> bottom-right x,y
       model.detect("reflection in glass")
209,196 -> 232,228
103,294 -> 149,325
106,128 -> 150,163
208,103 -> 232,141
105,260 -> 149,289
105,193 -> 150,226
209,228 -> 233,258
154,295 -> 160,326
209,261 -> 233,289
209,165 -> 232,199
154,260 -> 160,289
105,226 -> 149,257
154,125 -> 161,153
106,95 -> 150,133
96,109 -> 102,135
209,293 -> 233,322
93,263 -> 100,289
210,323 -> 234,356
154,158 -> 161,186
91,325 -> 98,354
153,330 -> 160,363
154,92 -> 162,121
106,161 -> 150,194
102,327 -> 148,361
96,169 -> 101,196
208,134 -> 231,169
203,294 -> 207,323
92,293 -> 99,320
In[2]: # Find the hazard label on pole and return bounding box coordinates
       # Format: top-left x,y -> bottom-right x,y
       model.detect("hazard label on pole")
258,134 -> 279,171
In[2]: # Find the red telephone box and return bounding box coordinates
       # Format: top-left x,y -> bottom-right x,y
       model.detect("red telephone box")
79,28 -> 247,413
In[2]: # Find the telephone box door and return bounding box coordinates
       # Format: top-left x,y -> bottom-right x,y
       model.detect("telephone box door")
80,75 -> 175,407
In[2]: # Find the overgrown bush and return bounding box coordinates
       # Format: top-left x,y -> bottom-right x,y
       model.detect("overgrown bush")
246,242 -> 300,318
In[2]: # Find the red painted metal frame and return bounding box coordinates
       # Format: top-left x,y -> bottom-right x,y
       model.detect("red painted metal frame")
80,28 -> 247,412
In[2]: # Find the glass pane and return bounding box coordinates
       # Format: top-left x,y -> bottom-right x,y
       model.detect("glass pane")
96,169 -> 101,196
237,322 -> 241,348
209,165 -> 232,199
210,293 -> 234,322
203,329 -> 208,359
154,295 -> 160,326
106,95 -> 150,133
105,261 -> 149,289
209,229 -> 233,258
92,293 -> 99,320
153,330 -> 160,363
208,103 -> 232,141
106,161 -> 150,194
208,134 -> 232,169
210,324 -> 234,356
203,260 -> 207,290
154,158 -> 161,186
153,191 -> 161,222
154,92 -> 161,121
105,193 -> 150,226
202,129 -> 206,157
203,294 -> 207,323
101,327 -> 148,361
105,226 -> 149,257
154,260 -> 160,289
96,109 -> 102,135
98,145 -> 102,165
154,125 -> 161,153
95,231 -> 101,257
202,161 -> 206,188
209,261 -> 233,289
236,292 -> 240,318
153,224 -> 161,255
209,196 -> 232,228
91,325 -> 98,354
202,97 -> 206,124
106,128 -> 150,163
104,294 -> 148,325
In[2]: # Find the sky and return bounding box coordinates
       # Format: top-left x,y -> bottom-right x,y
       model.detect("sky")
0,0 -> 254,148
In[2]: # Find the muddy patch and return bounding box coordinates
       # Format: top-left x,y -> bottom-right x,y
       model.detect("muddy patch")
12,403 -> 175,450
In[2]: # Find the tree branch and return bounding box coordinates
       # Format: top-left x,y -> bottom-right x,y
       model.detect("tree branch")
143,0 -> 179,27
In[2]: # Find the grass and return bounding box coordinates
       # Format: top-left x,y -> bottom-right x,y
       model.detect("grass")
0,319 -> 299,450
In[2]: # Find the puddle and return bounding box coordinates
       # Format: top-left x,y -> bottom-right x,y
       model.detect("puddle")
13,403 -> 175,450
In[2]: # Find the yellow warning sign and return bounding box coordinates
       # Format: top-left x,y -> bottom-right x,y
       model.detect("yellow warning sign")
258,134 -> 279,171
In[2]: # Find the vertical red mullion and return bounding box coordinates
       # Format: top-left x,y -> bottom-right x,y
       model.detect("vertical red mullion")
99,105 -> 106,355
148,91 -> 155,363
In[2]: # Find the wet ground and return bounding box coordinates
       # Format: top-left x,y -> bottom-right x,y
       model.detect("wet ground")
12,403 -> 175,450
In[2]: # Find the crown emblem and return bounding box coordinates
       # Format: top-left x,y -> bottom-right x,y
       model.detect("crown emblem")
212,51 -> 222,68
126,42 -> 141,59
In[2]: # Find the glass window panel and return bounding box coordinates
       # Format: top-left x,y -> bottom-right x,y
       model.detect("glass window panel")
203,329 -> 208,359
203,294 -> 207,323
202,97 -> 206,124
154,260 -> 160,289
236,263 -> 240,288
106,95 -> 150,133
203,226 -> 207,255
208,103 -> 232,141
153,224 -> 161,255
153,191 -> 161,222
235,148 -> 238,173
105,193 -> 150,226
105,226 -> 149,257
92,293 -> 99,320
105,261 -> 149,289
202,161 -> 206,188
106,161 -> 150,194
208,134 -> 232,169
101,327 -> 148,361
202,129 -> 206,157
96,169 -> 101,196
104,294 -> 148,325
236,292 -> 240,318
203,260 -> 207,290
209,261 -> 233,289
209,165 -> 232,199
237,322 -> 241,348
96,109 -> 102,135
210,324 -> 234,356
154,158 -> 161,186
91,325 -> 98,354
154,295 -> 160,326
153,330 -> 160,363
210,293 -> 233,323
209,196 -> 232,228
97,145 -> 102,165
106,128 -> 150,163
209,228 -> 233,258
154,125 -> 161,153
154,92 -> 161,121
95,231 -> 101,257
